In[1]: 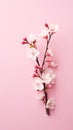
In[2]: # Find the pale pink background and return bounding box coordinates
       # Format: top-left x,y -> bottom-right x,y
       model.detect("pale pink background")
0,0 -> 73,130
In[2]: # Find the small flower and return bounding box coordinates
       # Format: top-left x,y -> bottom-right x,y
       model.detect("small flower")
48,84 -> 53,88
27,47 -> 40,60
49,24 -> 59,33
42,69 -> 56,84
50,61 -> 57,68
36,91 -> 45,100
27,34 -> 38,43
51,79 -> 56,85
40,29 -> 49,39
33,77 -> 44,91
46,98 -> 56,109
21,37 -> 28,44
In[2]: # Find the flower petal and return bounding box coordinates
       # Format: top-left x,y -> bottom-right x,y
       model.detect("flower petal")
49,24 -> 59,33
27,47 -> 40,60
46,98 -> 56,109
33,77 -> 44,91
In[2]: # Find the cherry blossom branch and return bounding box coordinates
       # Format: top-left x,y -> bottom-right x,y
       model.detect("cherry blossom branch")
21,23 -> 59,116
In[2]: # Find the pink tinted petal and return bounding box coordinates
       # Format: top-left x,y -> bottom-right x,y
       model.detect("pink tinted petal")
36,91 -> 45,100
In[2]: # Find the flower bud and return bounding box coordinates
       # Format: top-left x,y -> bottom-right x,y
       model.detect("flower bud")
45,23 -> 49,28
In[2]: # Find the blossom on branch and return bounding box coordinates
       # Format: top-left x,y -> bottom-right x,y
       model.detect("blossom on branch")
40,29 -> 49,39
46,98 -> 56,109
33,77 -> 44,91
27,34 -> 38,43
27,47 -> 40,60
21,23 -> 58,116
42,69 -> 56,84
47,48 -> 54,56
36,91 -> 45,100
48,24 -> 59,34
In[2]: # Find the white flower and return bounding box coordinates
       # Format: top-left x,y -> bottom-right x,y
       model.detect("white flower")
33,77 -> 44,91
49,24 -> 59,33
40,29 -> 48,38
51,79 -> 56,85
36,91 -> 45,100
42,69 -> 56,84
50,61 -> 57,67
47,49 -> 54,56
28,34 -> 38,43
46,98 -> 56,109
27,47 -> 40,60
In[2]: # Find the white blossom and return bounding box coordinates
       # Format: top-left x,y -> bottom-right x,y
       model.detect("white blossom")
49,24 -> 59,33
47,49 -> 54,56
28,34 -> 38,43
33,77 -> 44,91
40,29 -> 48,38
42,69 -> 56,84
36,91 -> 45,100
46,98 -> 56,109
27,47 -> 40,60
50,61 -> 57,67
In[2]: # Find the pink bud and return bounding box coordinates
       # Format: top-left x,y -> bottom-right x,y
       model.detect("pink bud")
21,37 -> 28,45
46,53 -> 50,57
45,23 -> 49,28
34,65 -> 40,69
39,66 -> 43,69
34,68 -> 38,73
33,40 -> 36,44
48,84 -> 53,88
23,37 -> 27,41
21,41 -> 25,45
43,35 -> 48,39
32,74 -> 38,78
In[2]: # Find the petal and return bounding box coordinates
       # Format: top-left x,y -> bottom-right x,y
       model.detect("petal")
28,34 -> 38,43
27,47 -> 40,60
49,24 -> 59,33
36,91 -> 45,100
40,29 -> 49,38
46,98 -> 56,109
33,77 -> 44,91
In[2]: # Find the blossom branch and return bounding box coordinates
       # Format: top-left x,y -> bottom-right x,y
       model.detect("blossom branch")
21,23 -> 59,116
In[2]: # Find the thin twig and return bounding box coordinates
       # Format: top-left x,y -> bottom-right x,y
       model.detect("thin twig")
42,34 -> 52,67
43,83 -> 50,115
36,57 -> 40,66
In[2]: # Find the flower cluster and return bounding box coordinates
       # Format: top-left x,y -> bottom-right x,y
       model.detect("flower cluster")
21,23 -> 59,116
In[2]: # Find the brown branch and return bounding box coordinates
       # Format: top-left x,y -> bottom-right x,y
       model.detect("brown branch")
36,57 -> 40,66
42,34 -> 52,67
43,83 -> 50,116
35,34 -> 52,116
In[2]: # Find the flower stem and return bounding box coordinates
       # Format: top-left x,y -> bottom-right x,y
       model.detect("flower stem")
42,35 -> 52,116
43,83 -> 50,116
42,34 -> 52,67
36,57 -> 40,66
36,34 -> 52,116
